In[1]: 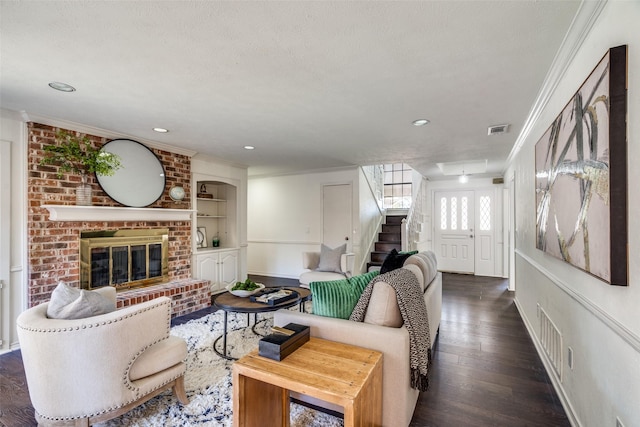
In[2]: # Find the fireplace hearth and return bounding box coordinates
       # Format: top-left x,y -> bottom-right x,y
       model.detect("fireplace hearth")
80,228 -> 169,290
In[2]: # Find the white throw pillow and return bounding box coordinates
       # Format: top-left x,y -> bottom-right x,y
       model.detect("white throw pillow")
317,243 -> 346,273
46,281 -> 116,320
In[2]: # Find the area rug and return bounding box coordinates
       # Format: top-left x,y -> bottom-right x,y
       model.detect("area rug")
96,309 -> 343,427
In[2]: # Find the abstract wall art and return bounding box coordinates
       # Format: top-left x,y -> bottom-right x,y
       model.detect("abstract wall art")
535,45 -> 628,286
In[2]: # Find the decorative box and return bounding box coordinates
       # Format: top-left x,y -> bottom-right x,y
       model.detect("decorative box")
258,323 -> 310,361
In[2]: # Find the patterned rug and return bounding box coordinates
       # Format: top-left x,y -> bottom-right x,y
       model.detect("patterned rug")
96,309 -> 343,427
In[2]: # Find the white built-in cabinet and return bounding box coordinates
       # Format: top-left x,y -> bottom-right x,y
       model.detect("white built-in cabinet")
195,249 -> 238,292
192,174 -> 243,293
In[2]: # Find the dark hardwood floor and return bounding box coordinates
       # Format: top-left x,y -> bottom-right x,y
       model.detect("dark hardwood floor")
410,274 -> 569,426
0,274 -> 568,427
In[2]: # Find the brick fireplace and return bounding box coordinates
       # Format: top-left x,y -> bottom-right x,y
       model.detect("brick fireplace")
27,123 -> 210,317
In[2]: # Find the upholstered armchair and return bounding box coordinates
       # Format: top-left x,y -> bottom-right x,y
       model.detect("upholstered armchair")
16,287 -> 189,426
299,249 -> 355,288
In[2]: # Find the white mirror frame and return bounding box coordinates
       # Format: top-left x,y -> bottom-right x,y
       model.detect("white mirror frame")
96,139 -> 166,207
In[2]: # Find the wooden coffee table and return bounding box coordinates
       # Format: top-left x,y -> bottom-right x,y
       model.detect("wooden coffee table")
233,338 -> 382,427
211,287 -> 311,360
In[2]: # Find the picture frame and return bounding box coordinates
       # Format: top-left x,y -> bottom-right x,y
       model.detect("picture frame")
196,227 -> 208,249
534,45 -> 628,286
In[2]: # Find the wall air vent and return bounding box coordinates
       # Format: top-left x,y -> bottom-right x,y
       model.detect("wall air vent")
540,307 -> 563,381
487,124 -> 510,135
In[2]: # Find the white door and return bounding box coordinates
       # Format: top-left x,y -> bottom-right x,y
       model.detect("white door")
474,189 -> 497,276
0,140 -> 10,349
434,189 -> 498,276
508,174 -> 516,290
434,191 -> 475,274
322,184 -> 352,250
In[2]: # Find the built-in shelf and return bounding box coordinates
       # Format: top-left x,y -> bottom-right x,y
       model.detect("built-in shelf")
197,198 -> 226,202
197,215 -> 226,218
42,205 -> 195,222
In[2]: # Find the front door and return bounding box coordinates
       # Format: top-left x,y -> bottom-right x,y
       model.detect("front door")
434,191 -> 475,274
322,184 -> 352,251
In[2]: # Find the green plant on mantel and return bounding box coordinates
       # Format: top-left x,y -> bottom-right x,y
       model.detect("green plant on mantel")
40,130 -> 122,178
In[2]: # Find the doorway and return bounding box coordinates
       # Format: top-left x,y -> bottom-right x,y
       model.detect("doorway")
434,189 -> 497,276
322,184 -> 352,251
1,140 -> 10,350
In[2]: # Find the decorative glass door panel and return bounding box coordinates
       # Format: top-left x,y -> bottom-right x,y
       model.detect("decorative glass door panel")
434,191 -> 475,273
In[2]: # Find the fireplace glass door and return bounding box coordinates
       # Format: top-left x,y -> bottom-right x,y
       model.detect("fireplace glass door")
80,229 -> 169,290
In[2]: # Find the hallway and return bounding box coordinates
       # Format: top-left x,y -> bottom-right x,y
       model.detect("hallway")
410,273 -> 569,426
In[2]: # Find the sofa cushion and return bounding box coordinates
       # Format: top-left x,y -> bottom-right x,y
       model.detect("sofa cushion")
380,249 -> 416,274
300,270 -> 346,287
363,280 -> 404,327
310,270 -> 379,319
46,281 -> 116,320
317,243 -> 347,272
129,335 -> 187,381
403,251 -> 437,290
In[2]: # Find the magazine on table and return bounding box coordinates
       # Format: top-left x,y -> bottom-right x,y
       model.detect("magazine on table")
251,288 -> 298,305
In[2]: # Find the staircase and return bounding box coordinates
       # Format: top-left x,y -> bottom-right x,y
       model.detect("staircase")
367,214 -> 406,271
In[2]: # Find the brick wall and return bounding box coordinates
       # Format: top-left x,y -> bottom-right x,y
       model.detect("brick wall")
116,279 -> 211,318
27,123 -> 209,316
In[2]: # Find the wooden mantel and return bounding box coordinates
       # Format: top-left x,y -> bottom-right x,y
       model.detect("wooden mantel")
41,205 -> 195,222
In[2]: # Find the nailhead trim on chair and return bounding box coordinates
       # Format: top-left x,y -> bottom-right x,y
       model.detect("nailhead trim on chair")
27,298 -> 184,421
123,300 -> 172,395
37,372 -> 186,422
43,380 -> 185,419
17,298 -> 170,333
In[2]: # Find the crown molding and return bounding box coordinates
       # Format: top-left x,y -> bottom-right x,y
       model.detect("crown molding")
19,110 -> 198,157
247,165 -> 358,180
503,0 -> 608,171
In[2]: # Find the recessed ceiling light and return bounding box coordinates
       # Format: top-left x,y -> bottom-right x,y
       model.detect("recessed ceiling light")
153,127 -> 169,133
48,82 -> 76,92
244,146 -> 255,150
412,119 -> 430,126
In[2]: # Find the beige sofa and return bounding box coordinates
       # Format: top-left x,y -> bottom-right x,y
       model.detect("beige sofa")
275,251 -> 442,427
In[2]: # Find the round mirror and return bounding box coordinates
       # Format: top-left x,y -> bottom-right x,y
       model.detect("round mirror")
96,139 -> 166,207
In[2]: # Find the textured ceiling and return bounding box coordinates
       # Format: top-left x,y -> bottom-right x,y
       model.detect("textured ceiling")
0,1 -> 581,178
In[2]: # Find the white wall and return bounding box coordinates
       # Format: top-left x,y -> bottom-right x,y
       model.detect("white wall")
0,109 -> 27,354
247,168 -> 360,279
504,2 -> 640,425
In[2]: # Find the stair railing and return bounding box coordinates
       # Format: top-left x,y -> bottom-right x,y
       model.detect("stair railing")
401,218 -> 408,252
359,165 -> 385,272
402,177 -> 428,252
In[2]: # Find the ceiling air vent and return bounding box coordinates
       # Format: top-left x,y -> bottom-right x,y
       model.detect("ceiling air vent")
488,124 -> 510,135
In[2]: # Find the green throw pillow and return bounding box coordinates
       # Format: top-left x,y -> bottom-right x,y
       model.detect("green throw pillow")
310,270 -> 379,319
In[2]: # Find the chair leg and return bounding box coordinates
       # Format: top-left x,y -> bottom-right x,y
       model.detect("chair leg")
173,375 -> 189,405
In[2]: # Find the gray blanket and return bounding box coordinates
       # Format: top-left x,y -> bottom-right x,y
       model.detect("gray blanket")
349,268 -> 431,391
